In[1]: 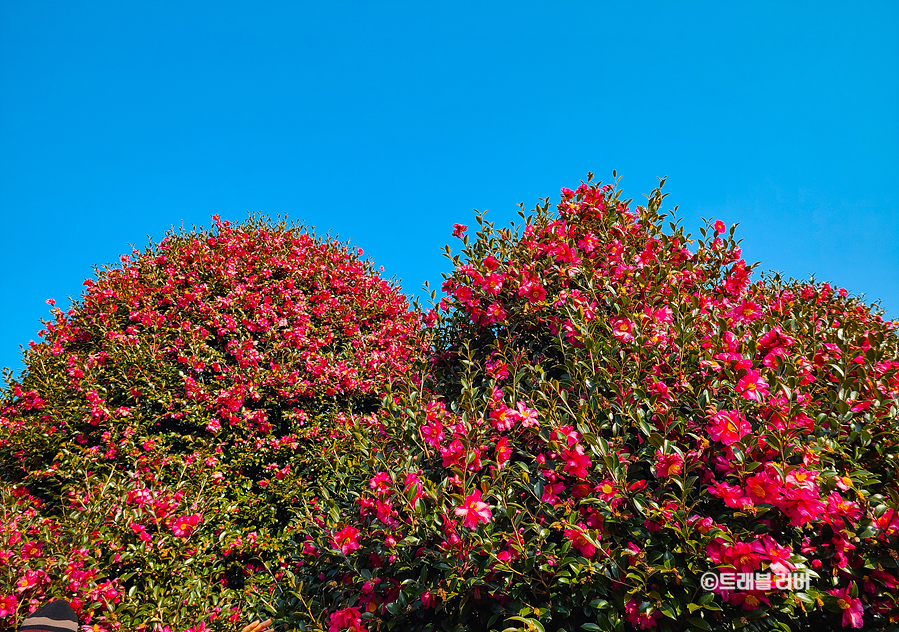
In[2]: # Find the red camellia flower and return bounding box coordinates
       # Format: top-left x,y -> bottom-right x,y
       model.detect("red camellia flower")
454,489 -> 492,530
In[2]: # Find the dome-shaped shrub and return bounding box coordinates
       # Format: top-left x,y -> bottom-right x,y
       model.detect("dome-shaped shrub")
289,176 -> 899,631
0,216 -> 424,630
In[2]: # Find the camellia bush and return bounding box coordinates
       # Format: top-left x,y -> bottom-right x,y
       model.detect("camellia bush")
0,216 -> 424,630
2,176 -> 898,632
281,176 -> 899,631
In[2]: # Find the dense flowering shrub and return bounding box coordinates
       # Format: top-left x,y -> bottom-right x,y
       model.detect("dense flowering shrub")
0,216 -> 424,630
287,176 -> 899,631
3,178 -> 899,631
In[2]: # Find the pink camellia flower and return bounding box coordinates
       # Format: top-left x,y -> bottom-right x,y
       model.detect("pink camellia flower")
827,492 -> 863,523
762,346 -> 788,369
495,437 -> 512,467
728,300 -> 763,324
420,590 -> 436,609
485,301 -> 507,323
654,451 -> 683,478
775,487 -> 825,527
130,523 -> 152,543
486,359 -> 509,381
751,535 -> 795,575
332,525 -> 361,555
578,233 -> 599,253
403,472 -> 423,506
611,317 -> 635,343
561,444 -> 592,479
828,586 -> 864,628
489,405 -> 516,431
515,402 -> 539,428
596,479 -> 619,501
709,481 -> 750,509
369,472 -> 392,495
420,421 -> 444,447
453,285 -> 475,304
482,273 -> 505,295
454,489 -> 492,530
20,541 -> 43,560
873,508 -> 899,539
170,514 -> 201,538
440,439 -> 465,468
736,370 -> 769,402
724,540 -> 763,574
757,326 -> 796,351
714,220 -> 726,234
541,480 -> 565,505
687,514 -> 714,534
785,468 -> 818,490
744,471 -> 782,505
564,523 -> 597,558
451,224 -> 467,238
555,426 -> 579,446
15,570 -> 47,593
708,410 -> 751,445
328,606 -> 365,632
518,281 -> 546,303
0,594 -> 17,617
625,598 -> 662,629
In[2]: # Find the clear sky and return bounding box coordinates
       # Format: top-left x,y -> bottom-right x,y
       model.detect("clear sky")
1,1 -> 897,376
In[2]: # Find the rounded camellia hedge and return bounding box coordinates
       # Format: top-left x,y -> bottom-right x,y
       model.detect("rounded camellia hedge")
0,216 -> 424,630
2,178 -> 899,632
283,176 -> 899,631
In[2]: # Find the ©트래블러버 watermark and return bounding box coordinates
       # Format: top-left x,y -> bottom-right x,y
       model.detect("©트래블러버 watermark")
700,571 -> 811,591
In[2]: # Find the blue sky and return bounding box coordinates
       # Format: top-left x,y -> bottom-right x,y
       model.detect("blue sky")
1,1 -> 897,376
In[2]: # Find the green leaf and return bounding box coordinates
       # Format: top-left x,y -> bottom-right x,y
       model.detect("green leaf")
687,617 -> 711,631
